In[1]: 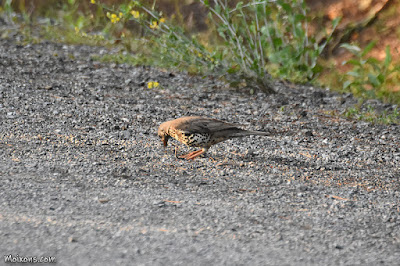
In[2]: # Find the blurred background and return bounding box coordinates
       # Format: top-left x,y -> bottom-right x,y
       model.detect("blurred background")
1,0 -> 399,109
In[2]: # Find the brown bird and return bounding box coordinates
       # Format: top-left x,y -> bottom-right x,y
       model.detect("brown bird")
158,116 -> 269,160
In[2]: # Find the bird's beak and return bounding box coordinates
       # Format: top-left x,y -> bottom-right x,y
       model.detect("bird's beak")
161,136 -> 168,147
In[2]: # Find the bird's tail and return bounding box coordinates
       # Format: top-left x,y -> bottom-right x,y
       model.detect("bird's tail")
231,130 -> 270,137
246,130 -> 270,136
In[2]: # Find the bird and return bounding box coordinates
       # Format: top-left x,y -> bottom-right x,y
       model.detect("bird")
157,116 -> 270,160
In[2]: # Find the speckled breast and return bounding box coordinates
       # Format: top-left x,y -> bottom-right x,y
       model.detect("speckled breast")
169,128 -> 211,147
183,133 -> 211,147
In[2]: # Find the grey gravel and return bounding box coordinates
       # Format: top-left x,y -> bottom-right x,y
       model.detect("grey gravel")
0,31 -> 400,266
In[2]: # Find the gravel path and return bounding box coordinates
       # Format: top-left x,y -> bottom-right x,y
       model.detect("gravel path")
1,31 -> 400,265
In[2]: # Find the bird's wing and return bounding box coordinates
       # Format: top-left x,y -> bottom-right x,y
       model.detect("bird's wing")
178,117 -> 242,134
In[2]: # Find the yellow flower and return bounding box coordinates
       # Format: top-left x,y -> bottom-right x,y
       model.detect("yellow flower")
119,12 -> 123,18
75,26 -> 79,33
147,81 -> 160,89
90,0 -> 95,4
131,10 -> 140,19
159,17 -> 165,23
109,13 -> 120,23
150,21 -> 158,29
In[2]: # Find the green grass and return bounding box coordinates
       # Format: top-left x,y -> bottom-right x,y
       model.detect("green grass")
344,105 -> 399,124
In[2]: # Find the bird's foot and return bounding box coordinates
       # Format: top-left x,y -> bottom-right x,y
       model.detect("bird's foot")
179,149 -> 205,160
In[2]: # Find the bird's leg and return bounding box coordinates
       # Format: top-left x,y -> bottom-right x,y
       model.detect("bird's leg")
179,149 -> 206,160
174,145 -> 180,158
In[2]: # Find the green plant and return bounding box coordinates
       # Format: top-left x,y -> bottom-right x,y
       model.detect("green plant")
0,0 -> 13,15
341,42 -> 400,103
380,107 -> 400,124
344,105 -> 399,124
88,0 -> 339,93
88,1 -> 220,74
2,0 -> 339,94
203,0 -> 339,85
343,107 -> 358,119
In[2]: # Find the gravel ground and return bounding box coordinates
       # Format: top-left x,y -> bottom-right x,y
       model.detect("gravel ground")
1,30 -> 400,265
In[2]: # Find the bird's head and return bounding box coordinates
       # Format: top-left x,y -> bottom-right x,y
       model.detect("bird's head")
157,122 -> 170,147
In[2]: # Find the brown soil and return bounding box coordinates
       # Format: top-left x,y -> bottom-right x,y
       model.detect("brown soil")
307,0 -> 400,72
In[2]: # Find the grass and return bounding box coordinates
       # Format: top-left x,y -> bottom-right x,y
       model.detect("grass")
344,105 -> 399,124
